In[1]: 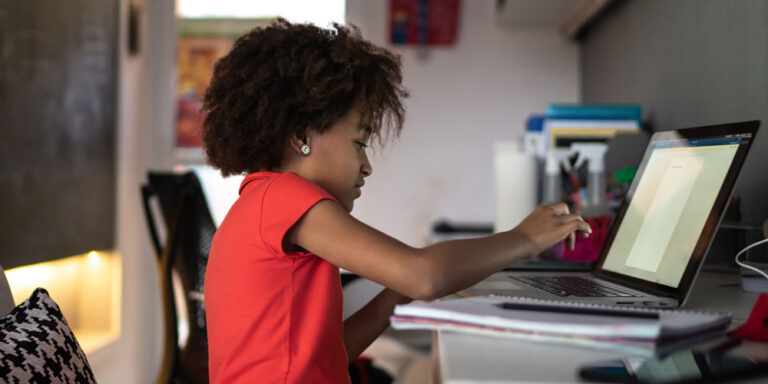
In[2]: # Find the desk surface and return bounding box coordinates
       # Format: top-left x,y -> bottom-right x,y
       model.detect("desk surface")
434,270 -> 768,383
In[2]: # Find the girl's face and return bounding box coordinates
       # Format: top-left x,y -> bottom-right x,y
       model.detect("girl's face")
301,108 -> 372,212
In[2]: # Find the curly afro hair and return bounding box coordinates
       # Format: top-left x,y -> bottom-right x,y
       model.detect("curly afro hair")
201,18 -> 409,176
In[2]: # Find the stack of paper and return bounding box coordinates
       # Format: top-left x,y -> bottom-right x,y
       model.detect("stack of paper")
391,296 -> 731,357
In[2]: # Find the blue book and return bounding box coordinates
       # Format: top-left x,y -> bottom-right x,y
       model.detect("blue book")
546,104 -> 642,126
526,114 -> 546,132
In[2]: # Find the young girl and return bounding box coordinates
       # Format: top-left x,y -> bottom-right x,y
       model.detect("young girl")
202,19 -> 591,384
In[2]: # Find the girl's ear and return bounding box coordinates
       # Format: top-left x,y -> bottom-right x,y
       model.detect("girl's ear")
288,134 -> 308,155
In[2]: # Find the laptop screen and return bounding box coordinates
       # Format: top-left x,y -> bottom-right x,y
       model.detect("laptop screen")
594,121 -> 758,298
602,137 -> 740,287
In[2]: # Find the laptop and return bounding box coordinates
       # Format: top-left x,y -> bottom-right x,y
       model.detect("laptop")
465,120 -> 760,308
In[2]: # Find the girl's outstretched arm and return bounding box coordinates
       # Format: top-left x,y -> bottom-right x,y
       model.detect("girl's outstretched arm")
289,201 -> 591,300
290,201 -> 590,362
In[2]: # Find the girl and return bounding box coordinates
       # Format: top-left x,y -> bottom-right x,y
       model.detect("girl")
202,19 -> 591,384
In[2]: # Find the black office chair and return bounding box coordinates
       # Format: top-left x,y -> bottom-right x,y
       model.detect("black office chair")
141,171 -> 216,384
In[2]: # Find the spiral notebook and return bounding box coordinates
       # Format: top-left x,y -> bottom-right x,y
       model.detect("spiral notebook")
391,295 -> 731,356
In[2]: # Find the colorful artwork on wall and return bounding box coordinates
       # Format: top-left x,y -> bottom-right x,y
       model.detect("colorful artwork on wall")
175,18 -> 270,149
390,0 -> 460,46
176,37 -> 231,148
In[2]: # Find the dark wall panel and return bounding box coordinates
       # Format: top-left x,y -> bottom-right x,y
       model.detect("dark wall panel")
581,0 -> 768,226
0,0 -> 118,268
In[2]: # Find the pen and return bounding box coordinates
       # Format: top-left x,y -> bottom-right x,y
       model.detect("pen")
496,302 -> 660,319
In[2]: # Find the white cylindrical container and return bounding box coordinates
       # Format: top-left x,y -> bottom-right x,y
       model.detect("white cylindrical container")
494,140 -> 538,233
542,149 -> 563,205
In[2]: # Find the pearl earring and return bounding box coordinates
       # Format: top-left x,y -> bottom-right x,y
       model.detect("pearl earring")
300,144 -> 311,156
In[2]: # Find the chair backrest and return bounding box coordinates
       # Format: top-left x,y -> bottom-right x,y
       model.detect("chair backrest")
142,171 -> 216,384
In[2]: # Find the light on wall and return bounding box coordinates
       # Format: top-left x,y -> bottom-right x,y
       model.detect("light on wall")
5,250 -> 122,354
176,0 -> 345,27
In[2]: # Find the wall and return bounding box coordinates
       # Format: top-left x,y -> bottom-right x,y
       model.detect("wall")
0,0 -> 118,268
581,0 -> 768,226
86,0 -> 166,382
0,0 -> 151,381
348,0 -> 580,246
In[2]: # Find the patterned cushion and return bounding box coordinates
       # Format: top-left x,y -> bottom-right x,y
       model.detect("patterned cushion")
0,288 -> 96,383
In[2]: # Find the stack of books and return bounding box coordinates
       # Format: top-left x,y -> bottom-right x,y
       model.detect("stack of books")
391,295 -> 731,357
523,104 -> 642,159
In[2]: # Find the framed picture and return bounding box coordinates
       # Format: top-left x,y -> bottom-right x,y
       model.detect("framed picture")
175,18 -> 270,155
390,0 -> 460,46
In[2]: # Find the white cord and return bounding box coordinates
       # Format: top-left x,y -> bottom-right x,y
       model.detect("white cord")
734,237 -> 768,280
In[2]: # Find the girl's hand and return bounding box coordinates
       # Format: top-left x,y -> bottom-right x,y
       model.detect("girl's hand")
510,203 -> 592,255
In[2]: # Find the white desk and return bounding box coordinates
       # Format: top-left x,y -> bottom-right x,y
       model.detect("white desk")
433,270 -> 768,383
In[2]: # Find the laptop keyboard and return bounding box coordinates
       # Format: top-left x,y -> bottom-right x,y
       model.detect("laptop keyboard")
510,276 -> 641,297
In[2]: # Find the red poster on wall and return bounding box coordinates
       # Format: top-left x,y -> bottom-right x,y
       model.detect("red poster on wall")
390,0 -> 460,46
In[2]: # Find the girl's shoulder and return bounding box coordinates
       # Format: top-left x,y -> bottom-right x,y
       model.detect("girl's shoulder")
239,171 -> 281,193
239,171 -> 316,194
239,172 -> 338,208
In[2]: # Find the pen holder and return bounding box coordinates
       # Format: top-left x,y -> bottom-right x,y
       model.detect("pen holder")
556,215 -> 611,262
